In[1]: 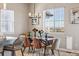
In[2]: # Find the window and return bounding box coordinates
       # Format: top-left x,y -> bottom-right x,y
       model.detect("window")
43,8 -> 64,32
0,10 -> 14,33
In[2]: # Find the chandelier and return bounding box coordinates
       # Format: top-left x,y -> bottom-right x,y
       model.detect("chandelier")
28,3 -> 41,18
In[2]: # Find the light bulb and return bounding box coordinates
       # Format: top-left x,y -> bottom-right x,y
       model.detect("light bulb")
3,3 -> 6,9
28,12 -> 32,17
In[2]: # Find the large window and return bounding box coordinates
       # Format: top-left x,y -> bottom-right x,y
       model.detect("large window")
0,10 -> 14,33
43,8 -> 64,32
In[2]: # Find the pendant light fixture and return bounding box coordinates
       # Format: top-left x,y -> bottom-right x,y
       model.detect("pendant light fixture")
29,3 -> 41,18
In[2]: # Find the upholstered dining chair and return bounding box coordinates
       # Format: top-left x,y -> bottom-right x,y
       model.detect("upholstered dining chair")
3,36 -> 24,56
45,39 -> 58,56
23,37 -> 32,54
31,38 -> 44,56
20,32 -> 33,54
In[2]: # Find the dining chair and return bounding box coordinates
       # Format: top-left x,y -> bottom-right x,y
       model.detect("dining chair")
31,38 -> 44,56
45,39 -> 58,56
3,36 -> 24,56
23,37 -> 32,54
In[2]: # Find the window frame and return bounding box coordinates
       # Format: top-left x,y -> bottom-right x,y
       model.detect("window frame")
43,7 -> 64,33
0,9 -> 14,34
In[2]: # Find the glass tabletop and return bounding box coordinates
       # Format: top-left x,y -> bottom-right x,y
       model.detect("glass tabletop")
3,37 -> 17,46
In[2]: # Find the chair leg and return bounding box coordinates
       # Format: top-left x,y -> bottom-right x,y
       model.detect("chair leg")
33,48 -> 35,54
28,47 -> 30,52
2,50 -> 4,56
58,50 -> 60,56
31,47 -> 33,51
44,46 -> 46,56
38,49 -> 41,56
12,50 -> 15,56
23,47 -> 26,53
51,49 -> 55,56
21,49 -> 24,56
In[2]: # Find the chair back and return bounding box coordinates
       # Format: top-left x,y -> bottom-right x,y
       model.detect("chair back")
13,36 -> 24,48
24,37 -> 31,47
32,38 -> 42,49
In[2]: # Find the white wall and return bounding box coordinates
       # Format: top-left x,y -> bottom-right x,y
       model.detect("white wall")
64,3 -> 79,50
29,3 -> 79,50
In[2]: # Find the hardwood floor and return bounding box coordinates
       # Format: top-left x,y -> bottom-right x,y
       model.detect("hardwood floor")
0,48 -> 78,56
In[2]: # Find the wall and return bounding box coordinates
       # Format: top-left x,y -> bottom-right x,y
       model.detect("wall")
64,3 -> 79,50
0,3 -> 29,36
29,3 -> 79,50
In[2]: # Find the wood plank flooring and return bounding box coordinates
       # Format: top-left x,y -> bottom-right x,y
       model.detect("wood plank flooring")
1,48 -> 78,56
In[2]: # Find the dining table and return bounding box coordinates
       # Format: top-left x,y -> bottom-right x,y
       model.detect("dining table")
30,36 -> 57,56
3,37 -> 17,46
1,36 -> 57,56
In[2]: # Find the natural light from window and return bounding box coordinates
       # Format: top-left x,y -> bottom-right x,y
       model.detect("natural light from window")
0,9 -> 14,33
43,7 -> 64,33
